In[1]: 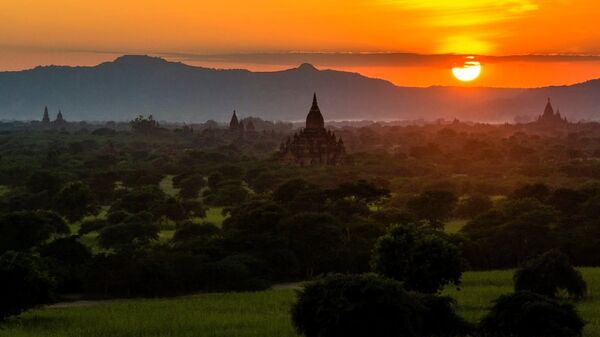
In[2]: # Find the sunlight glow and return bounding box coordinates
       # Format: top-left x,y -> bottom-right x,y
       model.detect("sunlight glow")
452,59 -> 482,82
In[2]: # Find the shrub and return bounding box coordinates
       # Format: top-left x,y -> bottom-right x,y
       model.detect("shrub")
412,293 -> 473,337
292,274 -> 421,337
0,251 -> 54,321
371,224 -> 463,293
479,292 -> 585,337
514,250 -> 586,299
292,274 -> 471,337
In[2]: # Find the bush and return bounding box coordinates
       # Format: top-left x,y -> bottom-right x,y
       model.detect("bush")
479,292 -> 585,337
292,274 -> 420,337
292,274 -> 471,337
371,224 -> 463,293
514,250 -> 586,299
412,293 -> 473,337
0,251 -> 54,321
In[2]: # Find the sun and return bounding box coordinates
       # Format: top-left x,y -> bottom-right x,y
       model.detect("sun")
452,57 -> 482,82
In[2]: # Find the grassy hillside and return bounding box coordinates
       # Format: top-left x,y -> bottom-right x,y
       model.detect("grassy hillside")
1,269 -> 599,337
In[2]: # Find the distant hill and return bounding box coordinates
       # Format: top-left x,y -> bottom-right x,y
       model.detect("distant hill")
0,55 -> 599,123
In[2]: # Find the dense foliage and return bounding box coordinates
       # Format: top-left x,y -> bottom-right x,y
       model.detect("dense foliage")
0,251 -> 54,320
514,250 -> 587,299
0,119 -> 600,320
292,274 -> 471,337
479,291 -> 585,337
371,224 -> 463,293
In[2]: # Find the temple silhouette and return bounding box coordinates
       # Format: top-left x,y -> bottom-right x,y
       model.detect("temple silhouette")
535,98 -> 568,126
279,94 -> 345,166
41,106 -> 67,126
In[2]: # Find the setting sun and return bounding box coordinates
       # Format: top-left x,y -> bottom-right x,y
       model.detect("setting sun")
452,58 -> 482,82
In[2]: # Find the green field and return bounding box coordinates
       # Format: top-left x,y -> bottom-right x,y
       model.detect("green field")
1,268 -> 599,337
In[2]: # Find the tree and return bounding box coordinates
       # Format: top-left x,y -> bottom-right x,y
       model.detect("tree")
407,190 -> 458,225
292,274 -> 420,337
0,251 -> 54,321
0,211 -> 69,253
548,188 -> 587,216
454,194 -> 493,219
273,179 -> 326,213
328,180 -> 390,204
273,179 -> 318,205
204,183 -> 249,206
514,250 -> 586,299
54,181 -> 97,222
39,236 -> 92,292
173,222 -> 220,242
292,274 -> 471,337
280,213 -> 342,278
98,212 -> 159,249
161,197 -> 188,222
177,174 -> 205,199
130,115 -> 160,134
371,224 -> 463,293
26,171 -> 62,195
511,183 -> 551,202
111,186 -> 166,217
479,292 -> 585,337
460,198 -> 557,269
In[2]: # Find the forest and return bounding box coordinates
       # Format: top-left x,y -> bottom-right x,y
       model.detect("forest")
1,117 -> 599,336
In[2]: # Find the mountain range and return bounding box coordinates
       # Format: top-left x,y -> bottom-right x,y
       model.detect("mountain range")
0,55 -> 599,123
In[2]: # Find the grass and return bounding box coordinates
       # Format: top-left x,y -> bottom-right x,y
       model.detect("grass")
2,269 -> 599,337
445,219 -> 468,233
159,175 -> 179,198
0,185 -> 9,197
204,207 -> 228,227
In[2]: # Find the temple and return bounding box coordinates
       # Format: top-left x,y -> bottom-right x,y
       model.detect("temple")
40,107 -> 68,126
279,93 -> 345,166
42,106 -> 50,123
536,98 -> 568,126
228,110 -> 246,133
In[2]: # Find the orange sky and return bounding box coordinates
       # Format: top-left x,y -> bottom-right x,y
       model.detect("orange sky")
2,0 -> 600,87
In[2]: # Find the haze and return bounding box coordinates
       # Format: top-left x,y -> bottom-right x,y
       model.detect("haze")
2,0 -> 600,87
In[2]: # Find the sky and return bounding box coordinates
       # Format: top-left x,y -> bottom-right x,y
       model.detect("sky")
1,0 -> 600,87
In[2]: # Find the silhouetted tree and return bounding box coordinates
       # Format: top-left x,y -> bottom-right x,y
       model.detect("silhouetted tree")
371,224 -> 462,293
514,250 -> 586,299
479,292 -> 584,337
0,251 -> 54,321
407,190 -> 458,226
54,181 -> 96,222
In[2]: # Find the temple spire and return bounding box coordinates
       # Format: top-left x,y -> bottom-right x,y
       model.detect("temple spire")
543,97 -> 554,116
42,106 -> 50,123
306,92 -> 324,130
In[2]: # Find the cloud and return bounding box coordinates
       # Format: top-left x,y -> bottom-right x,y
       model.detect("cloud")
387,0 -> 540,26
160,52 -> 600,69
